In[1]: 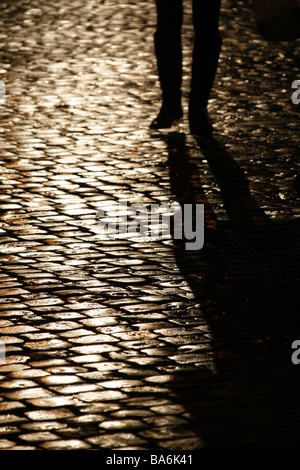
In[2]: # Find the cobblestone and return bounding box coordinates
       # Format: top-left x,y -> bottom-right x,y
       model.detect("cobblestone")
0,0 -> 299,450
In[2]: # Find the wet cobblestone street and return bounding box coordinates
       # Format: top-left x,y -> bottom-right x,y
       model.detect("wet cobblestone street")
0,0 -> 299,450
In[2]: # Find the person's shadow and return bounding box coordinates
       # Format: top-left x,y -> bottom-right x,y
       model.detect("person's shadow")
161,130 -> 300,449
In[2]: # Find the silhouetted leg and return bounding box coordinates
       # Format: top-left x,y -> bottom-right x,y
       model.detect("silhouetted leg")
189,0 -> 222,134
151,0 -> 183,128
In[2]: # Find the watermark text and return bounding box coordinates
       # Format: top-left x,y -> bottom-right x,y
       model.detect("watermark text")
0,341 -> 6,364
291,340 -> 300,365
291,80 -> 300,105
97,197 -> 204,250
0,80 -> 5,105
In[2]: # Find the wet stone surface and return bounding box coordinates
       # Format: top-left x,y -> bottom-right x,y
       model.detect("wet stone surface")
0,0 -> 300,450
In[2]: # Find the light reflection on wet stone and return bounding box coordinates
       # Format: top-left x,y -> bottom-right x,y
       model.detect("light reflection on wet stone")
0,0 -> 298,452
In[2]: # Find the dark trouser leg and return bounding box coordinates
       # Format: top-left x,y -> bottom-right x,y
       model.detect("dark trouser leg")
154,0 -> 183,108
190,0 -> 222,113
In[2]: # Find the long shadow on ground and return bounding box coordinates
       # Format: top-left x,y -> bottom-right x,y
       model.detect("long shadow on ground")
163,131 -> 300,449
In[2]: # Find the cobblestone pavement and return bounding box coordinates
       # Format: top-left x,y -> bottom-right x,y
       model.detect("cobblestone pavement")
0,0 -> 299,450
